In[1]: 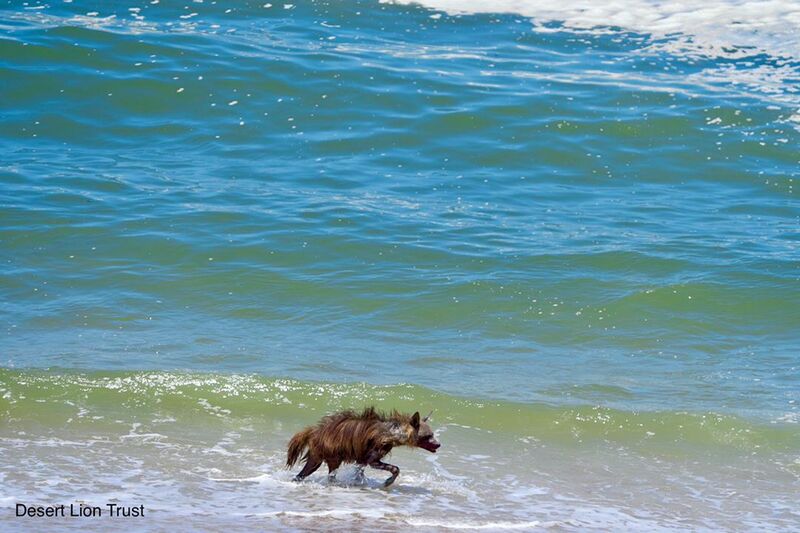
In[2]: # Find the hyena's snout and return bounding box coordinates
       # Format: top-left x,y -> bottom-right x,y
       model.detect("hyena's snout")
418,434 -> 441,453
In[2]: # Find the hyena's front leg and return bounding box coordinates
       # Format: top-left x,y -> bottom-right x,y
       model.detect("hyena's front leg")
369,459 -> 400,487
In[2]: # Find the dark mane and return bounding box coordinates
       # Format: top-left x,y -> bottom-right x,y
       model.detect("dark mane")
322,407 -> 411,424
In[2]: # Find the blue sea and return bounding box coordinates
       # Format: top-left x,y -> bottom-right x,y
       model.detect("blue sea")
1,0 -> 799,530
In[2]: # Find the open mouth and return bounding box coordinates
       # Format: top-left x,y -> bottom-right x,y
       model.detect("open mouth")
420,440 -> 441,453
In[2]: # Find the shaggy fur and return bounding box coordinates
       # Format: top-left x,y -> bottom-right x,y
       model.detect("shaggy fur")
287,407 -> 440,487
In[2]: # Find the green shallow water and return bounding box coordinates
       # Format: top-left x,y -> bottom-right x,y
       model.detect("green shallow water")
2,369 -> 798,455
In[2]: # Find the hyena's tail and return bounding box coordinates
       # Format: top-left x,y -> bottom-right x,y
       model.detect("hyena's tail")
286,426 -> 315,467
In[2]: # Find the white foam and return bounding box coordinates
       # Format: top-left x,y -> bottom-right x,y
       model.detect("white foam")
253,509 -> 389,519
405,518 -> 550,529
249,509 -> 554,530
385,0 -> 800,59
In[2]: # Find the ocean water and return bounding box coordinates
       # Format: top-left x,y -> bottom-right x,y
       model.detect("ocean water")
1,0 -> 799,530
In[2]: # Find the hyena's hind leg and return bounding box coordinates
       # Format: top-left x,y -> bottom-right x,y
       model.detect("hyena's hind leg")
326,459 -> 341,481
293,455 -> 323,481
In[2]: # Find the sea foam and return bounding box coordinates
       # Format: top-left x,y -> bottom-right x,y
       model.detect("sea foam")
386,0 -> 800,59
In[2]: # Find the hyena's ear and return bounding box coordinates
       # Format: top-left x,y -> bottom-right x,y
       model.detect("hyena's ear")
411,411 -> 420,429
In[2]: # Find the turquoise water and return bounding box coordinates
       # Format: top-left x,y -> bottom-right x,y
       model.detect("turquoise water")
1,0 -> 799,530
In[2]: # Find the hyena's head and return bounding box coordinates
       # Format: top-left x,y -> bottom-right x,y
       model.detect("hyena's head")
410,411 -> 441,453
